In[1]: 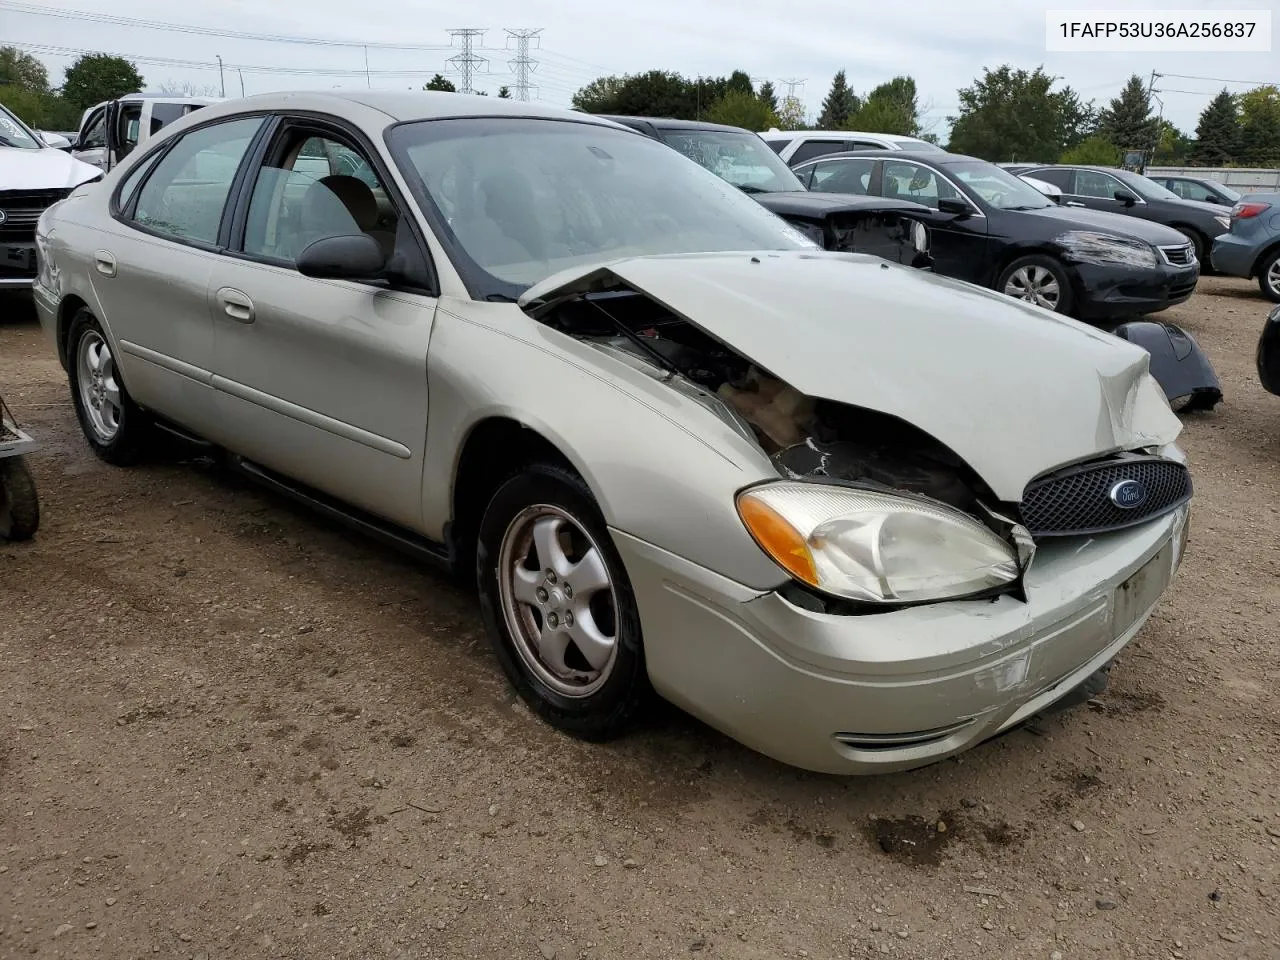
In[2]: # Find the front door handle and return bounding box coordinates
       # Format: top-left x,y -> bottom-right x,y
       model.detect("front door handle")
93,250 -> 116,277
216,287 -> 255,324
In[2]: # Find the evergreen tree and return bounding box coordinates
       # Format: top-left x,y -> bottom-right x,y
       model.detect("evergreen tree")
758,80 -> 778,113
1239,85 -> 1280,167
817,70 -> 858,129
1096,74 -> 1158,154
1191,89 -> 1241,164
726,70 -> 753,96
424,74 -> 456,92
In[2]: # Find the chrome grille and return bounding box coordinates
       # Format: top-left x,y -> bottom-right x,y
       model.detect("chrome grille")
1020,455 -> 1191,537
0,189 -> 69,240
1159,243 -> 1195,266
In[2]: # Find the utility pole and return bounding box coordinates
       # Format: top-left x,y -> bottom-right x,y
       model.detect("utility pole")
505,28 -> 542,102
1142,69 -> 1162,173
238,69 -> 244,97
446,28 -> 487,95
216,54 -> 225,97
364,46 -> 371,89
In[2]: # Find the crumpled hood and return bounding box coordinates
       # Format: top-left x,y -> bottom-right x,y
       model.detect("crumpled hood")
0,146 -> 101,190
521,250 -> 1182,502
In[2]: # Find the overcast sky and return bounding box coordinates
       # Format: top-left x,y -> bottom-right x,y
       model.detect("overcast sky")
4,0 -> 1277,138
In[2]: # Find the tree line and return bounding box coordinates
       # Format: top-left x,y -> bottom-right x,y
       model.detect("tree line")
566,64 -> 1279,169
5,44 -> 1277,168
1,47 -> 143,130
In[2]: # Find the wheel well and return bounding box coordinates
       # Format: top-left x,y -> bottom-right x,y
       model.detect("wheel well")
449,417 -> 575,578
1251,239 -> 1280,278
990,246 -> 1068,288
1169,223 -> 1206,246
55,295 -> 89,370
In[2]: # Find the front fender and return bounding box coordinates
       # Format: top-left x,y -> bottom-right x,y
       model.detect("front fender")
421,301 -> 790,591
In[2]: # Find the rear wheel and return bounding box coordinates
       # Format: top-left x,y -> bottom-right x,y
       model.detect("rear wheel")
1258,249 -> 1280,303
476,462 -> 649,741
0,456 -> 39,541
67,309 -> 150,465
997,255 -> 1073,315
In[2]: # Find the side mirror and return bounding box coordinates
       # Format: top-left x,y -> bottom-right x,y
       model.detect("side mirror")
1114,189 -> 1138,206
937,197 -> 971,216
296,234 -> 387,281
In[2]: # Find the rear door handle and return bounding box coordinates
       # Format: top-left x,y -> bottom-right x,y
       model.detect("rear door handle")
216,287 -> 255,324
93,250 -> 116,277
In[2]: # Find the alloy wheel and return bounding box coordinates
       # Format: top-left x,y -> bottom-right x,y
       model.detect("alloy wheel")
1004,265 -> 1061,310
77,330 -> 122,443
496,504 -> 620,698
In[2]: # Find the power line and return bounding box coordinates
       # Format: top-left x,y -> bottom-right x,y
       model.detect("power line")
446,29 -> 487,95
505,28 -> 542,102
1157,71 -> 1274,87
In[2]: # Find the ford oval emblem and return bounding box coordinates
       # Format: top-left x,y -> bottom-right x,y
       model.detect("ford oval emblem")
1109,479 -> 1147,510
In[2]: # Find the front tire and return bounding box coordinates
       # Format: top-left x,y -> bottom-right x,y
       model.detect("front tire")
997,255 -> 1074,315
1176,227 -> 1206,268
476,462 -> 649,741
0,456 -> 40,541
67,309 -> 150,465
1258,249 -> 1280,303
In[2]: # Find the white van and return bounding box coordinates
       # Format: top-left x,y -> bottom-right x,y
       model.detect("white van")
72,93 -> 222,172
761,129 -> 944,166
0,102 -> 101,290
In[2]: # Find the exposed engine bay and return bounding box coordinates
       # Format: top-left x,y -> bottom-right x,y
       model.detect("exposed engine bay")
542,289 -> 1017,531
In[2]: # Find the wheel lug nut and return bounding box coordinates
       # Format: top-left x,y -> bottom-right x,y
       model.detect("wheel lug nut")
564,612 -> 574,626
564,585 -> 573,599
536,588 -> 548,603
545,571 -> 557,584
546,613 -> 559,628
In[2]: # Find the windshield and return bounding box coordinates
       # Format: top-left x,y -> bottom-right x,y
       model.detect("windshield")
1219,184 -> 1242,202
894,138 -> 944,151
0,102 -> 43,149
658,129 -> 804,193
389,117 -> 816,300
946,160 -> 1053,210
1118,170 -> 1182,201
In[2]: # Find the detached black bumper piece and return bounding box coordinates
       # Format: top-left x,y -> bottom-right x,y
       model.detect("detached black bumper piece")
1113,320 -> 1223,411
1259,304 -> 1280,397
1073,261 -> 1199,322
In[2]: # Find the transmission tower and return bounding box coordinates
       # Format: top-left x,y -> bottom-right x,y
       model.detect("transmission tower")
446,28 -> 487,94
779,78 -> 805,98
778,78 -> 806,127
505,28 -> 543,101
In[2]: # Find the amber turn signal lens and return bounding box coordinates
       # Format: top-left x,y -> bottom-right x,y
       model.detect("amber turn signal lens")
738,493 -> 819,586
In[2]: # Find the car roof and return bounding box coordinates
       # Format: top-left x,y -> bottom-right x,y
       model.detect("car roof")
186,90 -> 624,127
793,149 -> 984,166
599,115 -> 753,135
760,129 -> 925,143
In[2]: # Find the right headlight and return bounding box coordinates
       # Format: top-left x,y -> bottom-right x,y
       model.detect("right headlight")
1057,231 -> 1160,268
737,482 -> 1020,605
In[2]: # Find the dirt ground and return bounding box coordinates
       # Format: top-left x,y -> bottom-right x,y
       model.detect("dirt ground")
1,278 -> 1278,960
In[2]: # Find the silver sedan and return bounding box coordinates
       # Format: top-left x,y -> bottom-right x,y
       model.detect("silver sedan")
33,92 -> 1192,774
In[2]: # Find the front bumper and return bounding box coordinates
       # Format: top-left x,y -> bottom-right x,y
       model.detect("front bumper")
1210,232 -> 1262,278
1073,260 -> 1198,321
0,241 -> 37,288
616,505 -> 1188,774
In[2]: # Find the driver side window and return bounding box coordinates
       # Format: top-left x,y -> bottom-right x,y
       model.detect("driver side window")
241,131 -> 400,266
1073,169 -> 1125,199
881,161 -> 960,207
79,108 -> 107,149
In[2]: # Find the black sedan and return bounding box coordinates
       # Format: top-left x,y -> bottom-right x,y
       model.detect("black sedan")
794,150 -> 1199,322
600,116 -> 932,267
1015,165 -> 1231,265
1148,175 -> 1241,208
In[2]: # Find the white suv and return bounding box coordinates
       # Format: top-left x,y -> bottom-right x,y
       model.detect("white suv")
761,129 -> 943,166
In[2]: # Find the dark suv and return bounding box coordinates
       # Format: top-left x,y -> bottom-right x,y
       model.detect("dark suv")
1017,165 -> 1230,265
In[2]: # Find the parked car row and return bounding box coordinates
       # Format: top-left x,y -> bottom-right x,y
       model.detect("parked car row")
29,92 -> 1203,777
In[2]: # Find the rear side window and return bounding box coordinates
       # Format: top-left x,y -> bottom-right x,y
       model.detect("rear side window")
764,139 -> 788,155
1028,167 -> 1072,190
115,149 -> 164,212
131,116 -> 264,245
810,158 -> 875,194
789,139 -> 845,164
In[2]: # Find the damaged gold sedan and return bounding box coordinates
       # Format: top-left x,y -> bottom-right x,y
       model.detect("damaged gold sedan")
34,92 -> 1192,773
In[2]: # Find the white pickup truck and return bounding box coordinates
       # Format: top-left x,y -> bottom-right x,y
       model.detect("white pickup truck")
71,93 -> 222,172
